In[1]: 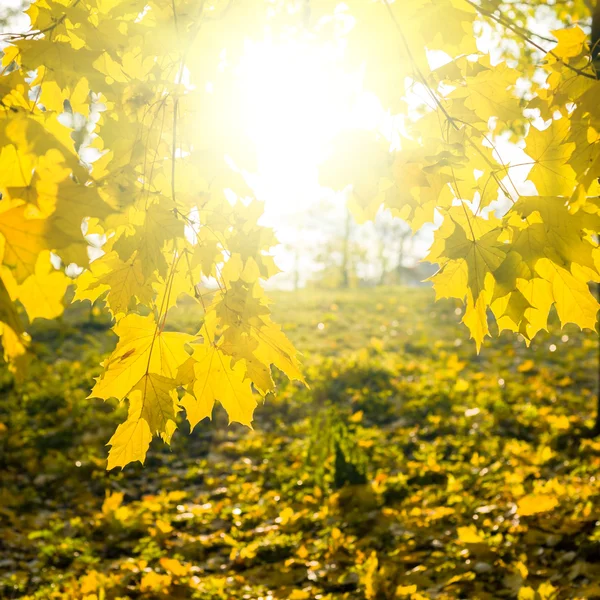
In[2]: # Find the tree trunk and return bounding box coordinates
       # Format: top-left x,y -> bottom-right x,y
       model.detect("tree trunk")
341,209 -> 352,288
593,280 -> 600,435
594,5 -> 600,433
592,2 -> 600,66
294,247 -> 300,291
378,235 -> 387,286
396,233 -> 406,285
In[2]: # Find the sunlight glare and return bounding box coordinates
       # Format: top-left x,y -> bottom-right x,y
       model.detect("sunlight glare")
235,37 -> 382,217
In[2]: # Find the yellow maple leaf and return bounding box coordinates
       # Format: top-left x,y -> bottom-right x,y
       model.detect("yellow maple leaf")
535,258 -> 599,331
457,525 -> 484,544
517,359 -> 535,373
452,61 -> 521,124
0,276 -> 24,339
517,494 -> 559,517
159,557 -> 189,577
181,342 -> 257,429
526,120 -> 576,196
0,144 -> 35,187
74,252 -> 153,317
428,208 -> 505,350
91,312 -> 193,403
106,409 -> 153,470
128,373 -> 180,443
550,26 -> 588,61
396,585 -> 418,597
101,490 -> 124,515
15,251 -> 70,322
114,203 -> 184,279
0,204 -> 50,283
139,572 -> 171,592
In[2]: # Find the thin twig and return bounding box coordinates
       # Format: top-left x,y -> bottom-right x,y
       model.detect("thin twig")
466,0 -> 597,80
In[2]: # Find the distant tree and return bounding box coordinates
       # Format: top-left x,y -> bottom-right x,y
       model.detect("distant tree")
373,211 -> 413,286
0,5 -> 24,31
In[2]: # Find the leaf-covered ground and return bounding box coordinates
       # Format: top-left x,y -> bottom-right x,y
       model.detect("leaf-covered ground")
1,287 -> 599,599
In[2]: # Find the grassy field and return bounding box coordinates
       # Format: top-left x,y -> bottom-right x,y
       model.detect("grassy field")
1,286 -> 599,599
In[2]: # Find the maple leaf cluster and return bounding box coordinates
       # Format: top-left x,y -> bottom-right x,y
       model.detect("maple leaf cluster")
320,0 -> 600,350
0,0 -> 304,468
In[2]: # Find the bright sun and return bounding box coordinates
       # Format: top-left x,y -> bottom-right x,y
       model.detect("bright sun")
235,36 -> 385,220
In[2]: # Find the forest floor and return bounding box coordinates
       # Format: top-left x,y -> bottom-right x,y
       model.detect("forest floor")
1,286 -> 599,599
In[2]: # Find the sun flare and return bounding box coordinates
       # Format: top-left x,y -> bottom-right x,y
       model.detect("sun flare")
234,36 -> 384,218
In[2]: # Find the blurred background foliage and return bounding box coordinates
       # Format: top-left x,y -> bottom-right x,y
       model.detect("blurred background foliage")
1,288 -> 599,599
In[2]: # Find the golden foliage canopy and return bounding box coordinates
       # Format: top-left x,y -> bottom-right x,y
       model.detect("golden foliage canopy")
0,0 -> 599,467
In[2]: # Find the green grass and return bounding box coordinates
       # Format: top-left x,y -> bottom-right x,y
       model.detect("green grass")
1,286 -> 599,599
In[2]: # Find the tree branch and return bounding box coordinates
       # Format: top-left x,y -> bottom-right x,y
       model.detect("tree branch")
466,0 -> 597,80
